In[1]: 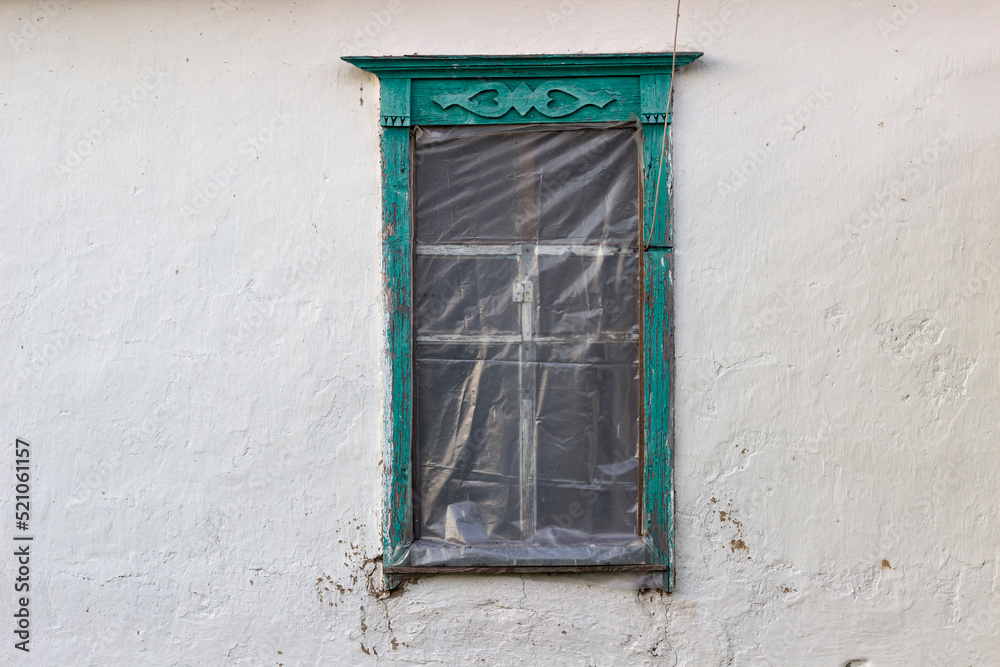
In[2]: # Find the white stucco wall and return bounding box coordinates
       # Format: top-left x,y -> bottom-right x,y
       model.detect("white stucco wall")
3,0 -> 998,664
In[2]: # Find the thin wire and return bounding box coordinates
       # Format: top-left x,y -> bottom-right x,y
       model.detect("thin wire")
646,0 -> 682,250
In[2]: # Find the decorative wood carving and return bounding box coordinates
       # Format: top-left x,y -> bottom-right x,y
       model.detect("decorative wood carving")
432,81 -> 617,118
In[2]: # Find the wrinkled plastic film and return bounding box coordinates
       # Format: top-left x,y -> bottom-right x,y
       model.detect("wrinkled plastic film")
401,123 -> 646,569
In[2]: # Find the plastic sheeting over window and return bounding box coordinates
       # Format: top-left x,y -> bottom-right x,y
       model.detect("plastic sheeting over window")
398,123 -> 644,568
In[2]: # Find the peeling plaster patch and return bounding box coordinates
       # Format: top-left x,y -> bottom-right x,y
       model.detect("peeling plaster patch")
824,303 -> 846,332
818,562 -> 880,600
686,358 -> 720,419
709,496 -> 750,560
643,602 -> 732,665
316,574 -> 338,607
876,314 -> 943,359
952,559 -> 1000,639
919,346 -> 974,401
317,376 -> 372,437
717,510 -> 742,530
875,313 -> 975,403
706,429 -> 772,482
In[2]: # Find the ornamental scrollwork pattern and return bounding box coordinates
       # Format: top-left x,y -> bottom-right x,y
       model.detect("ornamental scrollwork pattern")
432,81 -> 617,118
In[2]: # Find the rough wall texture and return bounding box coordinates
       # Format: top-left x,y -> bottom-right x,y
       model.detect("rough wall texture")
2,0 -> 998,664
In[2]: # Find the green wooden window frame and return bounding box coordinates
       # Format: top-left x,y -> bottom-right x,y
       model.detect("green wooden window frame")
343,53 -> 701,591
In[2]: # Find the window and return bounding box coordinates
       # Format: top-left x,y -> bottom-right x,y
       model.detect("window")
344,53 -> 701,590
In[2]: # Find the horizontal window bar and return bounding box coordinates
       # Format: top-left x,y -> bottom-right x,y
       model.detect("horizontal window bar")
416,333 -> 639,344
415,243 -> 638,256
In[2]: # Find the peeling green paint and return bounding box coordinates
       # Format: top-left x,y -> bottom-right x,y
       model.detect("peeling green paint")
345,53 -> 699,590
643,250 -> 674,591
381,127 -> 412,590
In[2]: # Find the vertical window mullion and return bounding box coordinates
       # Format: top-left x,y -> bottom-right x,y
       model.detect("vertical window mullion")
515,143 -> 540,542
517,243 -> 538,540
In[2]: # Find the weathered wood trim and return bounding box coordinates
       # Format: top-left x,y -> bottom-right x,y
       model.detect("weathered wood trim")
381,127 -> 412,590
343,52 -> 702,79
380,78 -> 410,127
642,123 -> 672,247
643,250 -> 674,591
640,73 -> 672,123
411,76 -> 638,125
435,79 -> 614,118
